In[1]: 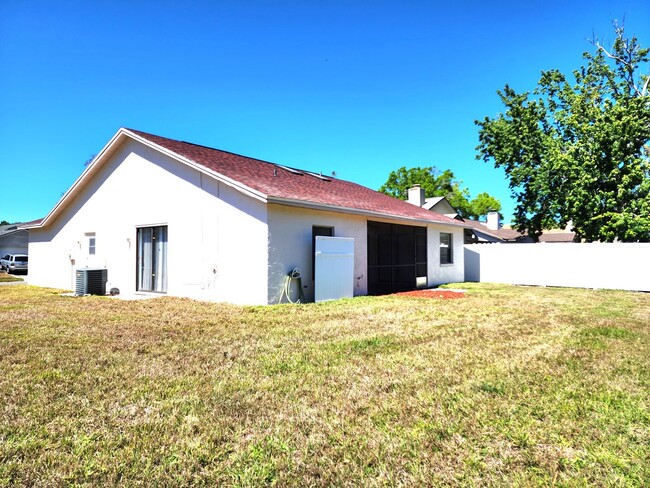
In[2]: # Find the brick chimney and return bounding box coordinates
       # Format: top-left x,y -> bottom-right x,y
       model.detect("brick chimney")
407,185 -> 425,207
486,211 -> 501,230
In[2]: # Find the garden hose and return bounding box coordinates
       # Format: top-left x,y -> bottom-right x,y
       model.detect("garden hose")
280,268 -> 306,304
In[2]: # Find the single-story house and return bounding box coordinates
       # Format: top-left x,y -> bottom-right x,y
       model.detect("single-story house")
461,215 -> 577,244
410,190 -> 460,220
25,128 -> 468,305
410,187 -> 579,244
0,224 -> 29,257
462,214 -> 532,243
406,189 -> 528,244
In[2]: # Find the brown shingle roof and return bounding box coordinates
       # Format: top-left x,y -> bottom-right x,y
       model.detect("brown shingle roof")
18,219 -> 43,228
538,232 -> 576,243
463,219 -> 528,241
126,129 -> 463,226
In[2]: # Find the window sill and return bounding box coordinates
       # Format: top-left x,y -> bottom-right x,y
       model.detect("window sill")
439,263 -> 455,267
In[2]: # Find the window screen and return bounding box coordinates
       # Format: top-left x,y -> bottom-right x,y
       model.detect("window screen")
367,221 -> 427,294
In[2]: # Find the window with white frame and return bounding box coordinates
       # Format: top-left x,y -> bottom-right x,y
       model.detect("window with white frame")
440,232 -> 453,265
86,233 -> 96,255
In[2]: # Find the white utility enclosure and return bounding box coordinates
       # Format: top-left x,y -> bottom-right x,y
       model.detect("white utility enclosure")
315,236 -> 354,302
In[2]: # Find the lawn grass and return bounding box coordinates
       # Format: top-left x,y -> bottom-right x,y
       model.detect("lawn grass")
1,283 -> 648,486
0,272 -> 23,282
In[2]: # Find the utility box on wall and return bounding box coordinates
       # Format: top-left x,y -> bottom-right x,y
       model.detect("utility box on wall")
314,236 -> 354,302
75,268 -> 108,296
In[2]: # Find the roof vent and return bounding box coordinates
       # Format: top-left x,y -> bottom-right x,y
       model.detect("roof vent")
276,165 -> 303,175
304,171 -> 331,182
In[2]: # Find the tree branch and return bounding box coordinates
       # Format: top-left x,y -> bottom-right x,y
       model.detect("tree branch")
594,41 -> 641,95
641,75 -> 649,97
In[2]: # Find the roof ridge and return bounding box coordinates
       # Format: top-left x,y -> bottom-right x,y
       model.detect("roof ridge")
121,127 -> 465,227
126,128 -> 339,180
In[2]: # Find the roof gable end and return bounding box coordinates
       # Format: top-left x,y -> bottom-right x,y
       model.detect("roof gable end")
30,128 -> 467,229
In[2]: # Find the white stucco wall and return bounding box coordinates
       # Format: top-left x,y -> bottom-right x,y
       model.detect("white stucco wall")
464,242 -> 650,292
29,140 -> 269,305
427,224 -> 465,286
267,205 -> 368,303
267,207 -> 465,303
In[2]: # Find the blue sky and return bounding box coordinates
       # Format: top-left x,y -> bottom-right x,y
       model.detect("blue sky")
1,0 -> 648,224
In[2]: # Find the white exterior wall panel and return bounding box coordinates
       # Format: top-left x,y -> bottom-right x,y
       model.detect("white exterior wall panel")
267,205 -> 368,303
427,225 -> 465,286
28,140 -> 269,305
267,207 -> 466,303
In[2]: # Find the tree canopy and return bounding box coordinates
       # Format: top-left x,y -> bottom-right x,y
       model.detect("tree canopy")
476,22 -> 650,242
379,166 -> 501,219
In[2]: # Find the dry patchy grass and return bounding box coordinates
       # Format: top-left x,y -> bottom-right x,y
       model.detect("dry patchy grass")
0,272 -> 23,283
1,283 -> 648,486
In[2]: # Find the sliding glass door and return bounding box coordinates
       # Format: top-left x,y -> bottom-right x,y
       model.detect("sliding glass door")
137,226 -> 168,293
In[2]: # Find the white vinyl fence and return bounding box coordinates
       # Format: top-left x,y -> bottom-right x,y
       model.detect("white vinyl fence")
464,243 -> 650,292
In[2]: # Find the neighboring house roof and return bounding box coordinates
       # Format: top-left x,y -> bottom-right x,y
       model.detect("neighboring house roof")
465,219 -> 577,243
421,196 -> 458,218
463,219 -> 529,242
0,224 -> 29,254
0,225 -> 20,236
0,224 -> 30,237
28,128 -> 468,230
538,232 -> 576,243
17,219 -> 43,229
0,221 -> 43,236
422,196 -> 444,210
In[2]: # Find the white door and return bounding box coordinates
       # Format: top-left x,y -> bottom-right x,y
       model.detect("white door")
315,236 -> 354,302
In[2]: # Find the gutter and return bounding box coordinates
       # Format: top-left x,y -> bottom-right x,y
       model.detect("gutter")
267,196 -> 472,228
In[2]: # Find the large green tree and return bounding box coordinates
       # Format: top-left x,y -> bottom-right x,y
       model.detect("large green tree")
476,23 -> 650,242
379,166 -> 501,219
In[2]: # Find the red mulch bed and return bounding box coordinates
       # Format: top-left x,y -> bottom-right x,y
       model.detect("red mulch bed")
392,289 -> 465,299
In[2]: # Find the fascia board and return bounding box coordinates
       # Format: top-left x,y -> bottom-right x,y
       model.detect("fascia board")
268,196 -> 471,228
19,223 -> 40,230
19,223 -> 41,230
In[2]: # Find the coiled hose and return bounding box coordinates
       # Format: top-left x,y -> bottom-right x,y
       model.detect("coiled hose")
280,268 -> 306,304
